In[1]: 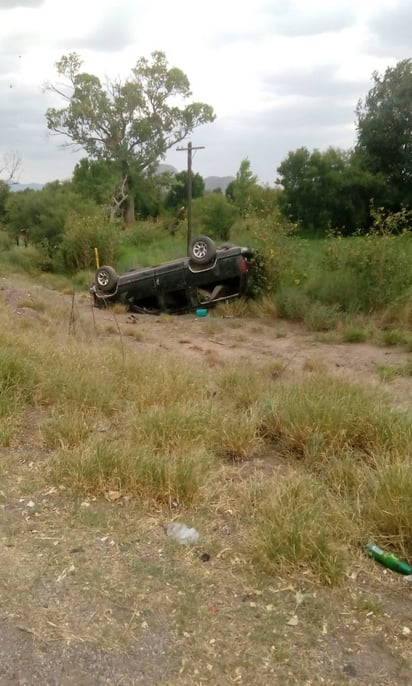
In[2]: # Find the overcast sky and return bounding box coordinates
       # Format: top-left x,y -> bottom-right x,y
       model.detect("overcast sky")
0,0 -> 411,185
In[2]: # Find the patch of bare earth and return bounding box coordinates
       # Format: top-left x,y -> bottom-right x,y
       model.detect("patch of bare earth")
1,281 -> 411,684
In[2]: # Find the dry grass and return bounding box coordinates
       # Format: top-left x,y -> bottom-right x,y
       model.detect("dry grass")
1,275 -> 412,683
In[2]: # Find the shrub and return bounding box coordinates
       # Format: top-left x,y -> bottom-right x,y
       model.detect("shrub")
59,212 -> 120,272
192,194 -> 238,240
319,232 -> 412,312
250,472 -> 348,585
259,375 -> 412,462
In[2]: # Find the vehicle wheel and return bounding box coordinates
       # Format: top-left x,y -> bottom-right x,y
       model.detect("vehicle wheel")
189,236 -> 216,265
95,265 -> 118,293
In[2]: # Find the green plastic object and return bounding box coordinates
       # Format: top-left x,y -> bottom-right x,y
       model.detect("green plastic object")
365,542 -> 412,575
196,308 -> 208,317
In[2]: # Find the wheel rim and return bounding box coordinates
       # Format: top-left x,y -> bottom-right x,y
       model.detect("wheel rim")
193,240 -> 208,259
97,270 -> 110,287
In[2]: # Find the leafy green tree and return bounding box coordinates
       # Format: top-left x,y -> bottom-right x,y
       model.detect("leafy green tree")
356,59 -> 412,210
72,158 -> 119,206
192,194 -> 238,240
0,180 -> 10,223
277,146 -> 382,235
46,51 -> 215,225
72,158 -> 165,219
164,170 -> 205,210
226,158 -> 259,217
5,183 -> 96,256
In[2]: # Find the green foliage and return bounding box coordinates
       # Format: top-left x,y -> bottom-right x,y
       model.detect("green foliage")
356,59 -> 412,210
164,170 -> 205,210
369,203 -> 412,234
4,183 -> 97,256
318,230 -> 412,312
192,193 -> 238,240
46,51 -> 215,224
226,158 -> 259,217
59,212 -> 120,272
244,210 -> 302,297
342,328 -> 369,343
277,146 -> 382,235
0,180 -> 10,222
72,158 -> 119,205
0,229 -> 12,251
72,158 -> 167,220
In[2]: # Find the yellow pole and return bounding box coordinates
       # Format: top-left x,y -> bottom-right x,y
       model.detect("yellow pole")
94,247 -> 100,269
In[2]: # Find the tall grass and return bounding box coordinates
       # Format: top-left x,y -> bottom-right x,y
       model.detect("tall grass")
2,248 -> 412,584
249,472 -> 350,585
259,375 -> 412,462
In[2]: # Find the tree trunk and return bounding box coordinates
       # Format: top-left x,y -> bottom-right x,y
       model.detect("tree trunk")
123,171 -> 135,227
124,193 -> 135,226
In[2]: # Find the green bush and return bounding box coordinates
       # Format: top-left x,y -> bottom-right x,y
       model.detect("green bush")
192,194 -> 238,240
0,230 -> 12,251
318,232 -> 412,312
59,212 -> 120,272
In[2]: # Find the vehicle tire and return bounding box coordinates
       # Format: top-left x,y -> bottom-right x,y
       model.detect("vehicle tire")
189,236 -> 216,265
95,265 -> 118,293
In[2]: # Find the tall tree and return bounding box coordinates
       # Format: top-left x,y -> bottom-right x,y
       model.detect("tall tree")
355,59 -> 412,209
164,170 -> 205,210
226,158 -> 259,217
46,51 -> 215,225
277,146 -> 382,235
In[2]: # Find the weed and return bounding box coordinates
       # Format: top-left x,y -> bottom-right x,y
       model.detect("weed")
259,374 -> 412,462
378,329 -> 412,347
363,455 -> 412,557
303,302 -> 341,331
249,472 -> 348,585
376,364 -> 404,381
341,327 -> 369,343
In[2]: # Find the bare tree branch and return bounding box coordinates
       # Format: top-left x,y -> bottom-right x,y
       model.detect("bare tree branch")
109,176 -> 128,220
0,151 -> 22,184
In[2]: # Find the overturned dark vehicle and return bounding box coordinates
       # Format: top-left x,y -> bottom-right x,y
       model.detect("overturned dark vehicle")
90,236 -> 255,314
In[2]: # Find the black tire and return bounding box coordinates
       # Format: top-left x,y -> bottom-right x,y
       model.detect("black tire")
95,265 -> 118,293
189,236 -> 216,265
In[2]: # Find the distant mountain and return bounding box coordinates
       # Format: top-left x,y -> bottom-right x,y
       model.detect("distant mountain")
204,176 -> 234,193
9,182 -> 43,192
157,165 -> 234,193
8,172 -> 234,195
156,164 -> 178,175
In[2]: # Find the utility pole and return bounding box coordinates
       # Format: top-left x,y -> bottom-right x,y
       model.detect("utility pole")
176,141 -> 205,254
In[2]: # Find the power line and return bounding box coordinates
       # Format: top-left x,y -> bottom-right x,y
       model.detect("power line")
176,141 -> 205,254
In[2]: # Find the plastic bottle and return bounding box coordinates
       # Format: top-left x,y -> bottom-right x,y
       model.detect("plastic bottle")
365,542 -> 412,575
166,522 -> 199,546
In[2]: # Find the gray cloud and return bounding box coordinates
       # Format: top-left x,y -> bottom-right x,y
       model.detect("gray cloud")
261,64 -> 368,100
1,2 -> 143,56
0,78 -> 83,182
365,0 -> 412,57
0,80 -> 46,148
211,1 -> 357,46
165,94 -> 358,186
261,1 -> 357,38
0,1 -> 44,8
73,5 -> 143,52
